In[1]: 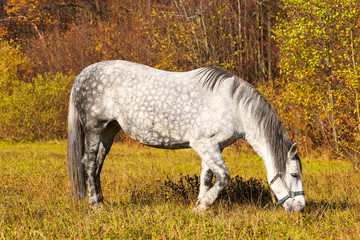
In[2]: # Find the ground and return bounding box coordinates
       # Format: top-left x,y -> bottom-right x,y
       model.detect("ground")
0,141 -> 359,239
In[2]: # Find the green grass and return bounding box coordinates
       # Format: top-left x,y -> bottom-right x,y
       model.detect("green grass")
0,141 -> 359,239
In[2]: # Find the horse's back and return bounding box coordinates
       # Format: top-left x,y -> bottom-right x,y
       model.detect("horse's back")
72,60 -> 197,114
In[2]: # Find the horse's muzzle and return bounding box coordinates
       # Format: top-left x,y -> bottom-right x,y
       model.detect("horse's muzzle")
284,195 -> 305,213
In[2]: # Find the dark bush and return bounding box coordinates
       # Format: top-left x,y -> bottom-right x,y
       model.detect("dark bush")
163,174 -> 272,207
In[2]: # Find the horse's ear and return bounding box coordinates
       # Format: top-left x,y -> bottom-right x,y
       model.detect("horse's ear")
288,143 -> 298,159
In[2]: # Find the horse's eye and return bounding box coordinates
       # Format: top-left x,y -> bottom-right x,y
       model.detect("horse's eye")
291,173 -> 299,178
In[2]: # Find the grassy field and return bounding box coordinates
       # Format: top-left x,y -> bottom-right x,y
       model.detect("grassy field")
0,141 -> 359,239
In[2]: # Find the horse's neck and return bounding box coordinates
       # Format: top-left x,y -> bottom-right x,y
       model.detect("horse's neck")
239,108 -> 277,183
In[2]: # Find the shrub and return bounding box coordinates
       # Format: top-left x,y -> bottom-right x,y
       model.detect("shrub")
0,73 -> 74,141
0,41 -> 33,94
163,174 -> 272,207
262,0 -> 360,160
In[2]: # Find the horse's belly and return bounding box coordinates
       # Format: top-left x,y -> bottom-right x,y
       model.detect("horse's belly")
116,106 -> 192,149
121,122 -> 190,149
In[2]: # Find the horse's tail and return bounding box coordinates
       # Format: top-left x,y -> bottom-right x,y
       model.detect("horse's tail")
67,90 -> 86,201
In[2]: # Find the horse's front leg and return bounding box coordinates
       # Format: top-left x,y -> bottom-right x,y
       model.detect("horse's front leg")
191,141 -> 230,213
197,160 -> 213,206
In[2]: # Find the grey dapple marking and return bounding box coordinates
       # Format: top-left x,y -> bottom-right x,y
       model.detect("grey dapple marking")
68,60 -> 305,212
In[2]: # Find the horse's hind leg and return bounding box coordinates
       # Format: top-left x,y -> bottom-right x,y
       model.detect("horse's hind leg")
82,131 -> 102,207
95,121 -> 120,202
191,141 -> 230,212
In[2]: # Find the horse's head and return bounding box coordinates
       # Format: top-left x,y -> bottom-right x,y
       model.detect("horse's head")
270,143 -> 305,212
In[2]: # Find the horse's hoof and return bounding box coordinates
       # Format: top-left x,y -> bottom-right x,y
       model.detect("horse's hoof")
193,201 -> 209,214
89,202 -> 103,211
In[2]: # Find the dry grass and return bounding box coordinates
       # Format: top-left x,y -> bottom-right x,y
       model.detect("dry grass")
0,141 -> 359,239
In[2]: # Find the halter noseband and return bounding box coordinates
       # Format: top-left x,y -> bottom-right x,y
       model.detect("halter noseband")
270,173 -> 305,206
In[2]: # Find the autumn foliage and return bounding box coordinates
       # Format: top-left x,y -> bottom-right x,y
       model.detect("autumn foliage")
267,0 -> 360,159
0,0 -> 359,160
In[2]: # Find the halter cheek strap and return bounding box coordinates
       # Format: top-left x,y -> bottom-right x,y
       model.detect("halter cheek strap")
270,173 -> 305,206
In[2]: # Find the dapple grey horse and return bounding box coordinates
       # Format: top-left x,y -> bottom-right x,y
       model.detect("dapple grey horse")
67,60 -> 305,212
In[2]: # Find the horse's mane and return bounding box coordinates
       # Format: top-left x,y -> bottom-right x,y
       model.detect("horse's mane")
197,66 -> 293,174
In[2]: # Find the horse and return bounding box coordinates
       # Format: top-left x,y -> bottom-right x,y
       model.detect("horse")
67,60 -> 305,212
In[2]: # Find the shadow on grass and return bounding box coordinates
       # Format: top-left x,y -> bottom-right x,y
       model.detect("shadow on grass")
305,199 -> 353,212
